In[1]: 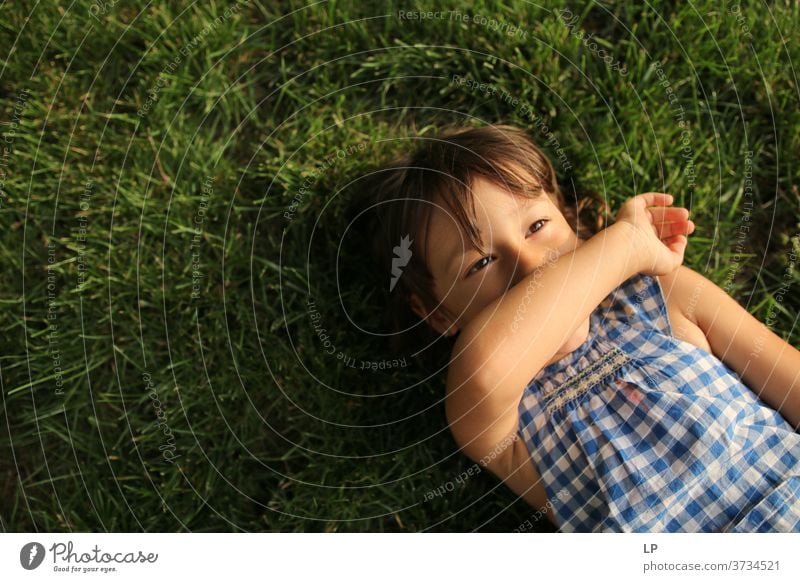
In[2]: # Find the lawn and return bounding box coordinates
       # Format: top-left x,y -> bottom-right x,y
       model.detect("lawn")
1,0 -> 798,532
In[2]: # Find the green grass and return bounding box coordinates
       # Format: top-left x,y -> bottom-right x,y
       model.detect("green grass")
1,0 -> 798,532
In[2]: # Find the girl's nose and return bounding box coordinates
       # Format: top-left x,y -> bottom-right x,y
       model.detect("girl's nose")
509,249 -> 544,288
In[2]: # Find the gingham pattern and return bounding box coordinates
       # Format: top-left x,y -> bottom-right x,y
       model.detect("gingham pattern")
517,272 -> 800,532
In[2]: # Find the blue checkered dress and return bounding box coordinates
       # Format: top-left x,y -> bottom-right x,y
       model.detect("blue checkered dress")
517,272 -> 800,532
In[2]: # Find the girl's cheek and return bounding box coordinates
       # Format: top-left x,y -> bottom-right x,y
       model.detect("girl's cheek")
484,278 -> 509,307
556,228 -> 578,254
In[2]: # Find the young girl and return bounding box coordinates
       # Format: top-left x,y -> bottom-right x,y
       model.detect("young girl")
366,124 -> 800,532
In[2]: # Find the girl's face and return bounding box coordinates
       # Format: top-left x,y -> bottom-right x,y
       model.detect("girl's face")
411,175 -> 583,335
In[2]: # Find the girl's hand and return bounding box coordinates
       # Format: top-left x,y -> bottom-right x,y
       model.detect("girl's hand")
612,192 -> 695,276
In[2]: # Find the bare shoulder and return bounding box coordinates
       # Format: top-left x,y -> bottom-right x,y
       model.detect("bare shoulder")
656,266 -> 715,350
655,266 -> 708,323
443,345 -> 520,476
444,344 -> 553,520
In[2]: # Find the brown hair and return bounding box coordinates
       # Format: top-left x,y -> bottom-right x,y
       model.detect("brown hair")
363,124 -> 607,355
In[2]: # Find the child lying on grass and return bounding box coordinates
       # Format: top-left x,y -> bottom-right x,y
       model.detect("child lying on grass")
367,124 -> 800,532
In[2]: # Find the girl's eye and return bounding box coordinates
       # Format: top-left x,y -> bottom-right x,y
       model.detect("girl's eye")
467,255 -> 495,277
527,219 -> 547,236
464,220 -> 547,278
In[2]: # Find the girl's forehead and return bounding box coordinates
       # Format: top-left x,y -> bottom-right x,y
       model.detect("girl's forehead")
472,174 -> 549,202
435,183 -> 549,228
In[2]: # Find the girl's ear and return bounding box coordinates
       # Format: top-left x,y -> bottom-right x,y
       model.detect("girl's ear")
408,293 -> 459,336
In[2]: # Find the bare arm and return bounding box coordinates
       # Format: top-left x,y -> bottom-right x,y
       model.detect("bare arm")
453,221 -> 638,402
445,193 -> 694,462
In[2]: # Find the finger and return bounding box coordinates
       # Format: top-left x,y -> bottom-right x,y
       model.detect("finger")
655,219 -> 694,239
649,206 -> 688,223
636,192 -> 674,207
664,234 -> 688,257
